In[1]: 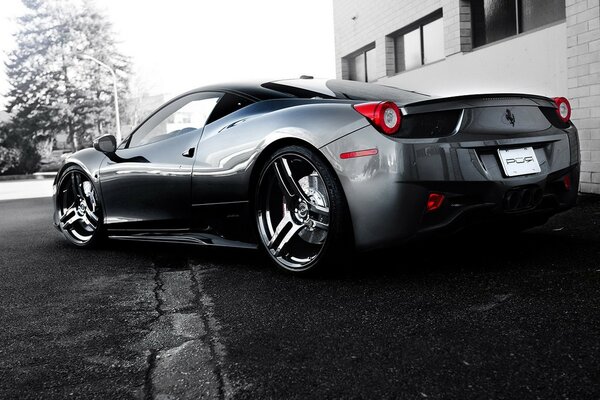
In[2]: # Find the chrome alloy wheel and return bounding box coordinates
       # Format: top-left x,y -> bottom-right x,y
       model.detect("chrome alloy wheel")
256,153 -> 331,271
57,170 -> 100,245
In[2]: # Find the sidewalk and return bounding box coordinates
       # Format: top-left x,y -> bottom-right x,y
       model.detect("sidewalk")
0,179 -> 54,201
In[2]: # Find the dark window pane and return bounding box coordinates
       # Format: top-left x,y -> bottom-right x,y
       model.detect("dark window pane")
394,35 -> 405,72
471,0 -> 517,47
404,28 -> 422,70
485,0 -> 517,43
365,48 -> 377,82
423,17 -> 445,64
206,93 -> 253,124
471,0 -> 487,47
262,81 -> 336,99
519,0 -> 565,32
261,79 -> 431,102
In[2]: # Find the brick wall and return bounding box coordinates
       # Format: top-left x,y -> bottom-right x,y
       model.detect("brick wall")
567,0 -> 600,194
442,0 -> 472,55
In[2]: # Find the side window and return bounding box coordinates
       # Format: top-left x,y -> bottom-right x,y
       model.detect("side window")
128,94 -> 221,148
206,93 -> 254,124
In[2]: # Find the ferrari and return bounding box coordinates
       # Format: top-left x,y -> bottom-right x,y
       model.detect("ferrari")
53,78 -> 580,273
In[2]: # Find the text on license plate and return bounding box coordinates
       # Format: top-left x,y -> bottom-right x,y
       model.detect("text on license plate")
497,147 -> 541,177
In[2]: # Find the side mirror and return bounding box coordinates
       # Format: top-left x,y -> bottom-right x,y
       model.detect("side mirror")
93,134 -> 117,154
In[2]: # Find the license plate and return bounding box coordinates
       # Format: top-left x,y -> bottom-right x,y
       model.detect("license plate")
497,147 -> 541,177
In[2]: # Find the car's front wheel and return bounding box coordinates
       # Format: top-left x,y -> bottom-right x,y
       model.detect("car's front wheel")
254,145 -> 350,274
56,165 -> 103,247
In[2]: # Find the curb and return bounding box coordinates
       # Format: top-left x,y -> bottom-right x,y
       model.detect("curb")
0,172 -> 57,181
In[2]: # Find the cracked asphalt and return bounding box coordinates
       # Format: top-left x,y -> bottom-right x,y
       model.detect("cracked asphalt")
0,196 -> 599,399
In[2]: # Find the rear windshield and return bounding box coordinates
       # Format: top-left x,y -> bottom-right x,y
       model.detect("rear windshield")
262,79 -> 430,104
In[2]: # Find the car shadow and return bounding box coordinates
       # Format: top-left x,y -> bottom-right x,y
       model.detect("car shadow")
343,229 -> 593,278
89,222 -> 595,283
59,195 -> 597,281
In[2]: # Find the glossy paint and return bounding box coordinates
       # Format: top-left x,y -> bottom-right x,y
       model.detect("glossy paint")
53,80 -> 580,251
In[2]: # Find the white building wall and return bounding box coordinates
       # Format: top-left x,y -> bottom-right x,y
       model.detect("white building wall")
378,23 -> 568,98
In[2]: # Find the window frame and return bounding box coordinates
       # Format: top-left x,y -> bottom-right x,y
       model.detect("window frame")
344,43 -> 376,83
390,9 -> 444,74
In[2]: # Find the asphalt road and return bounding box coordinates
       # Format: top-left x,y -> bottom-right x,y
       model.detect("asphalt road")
1,196 -> 599,399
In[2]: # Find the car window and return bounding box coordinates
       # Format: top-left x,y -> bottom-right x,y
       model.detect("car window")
262,79 -> 431,104
206,93 -> 254,124
128,94 -> 221,148
326,80 -> 430,103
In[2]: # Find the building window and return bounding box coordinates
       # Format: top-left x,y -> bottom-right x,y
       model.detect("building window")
346,45 -> 376,82
471,0 -> 566,48
393,10 -> 444,73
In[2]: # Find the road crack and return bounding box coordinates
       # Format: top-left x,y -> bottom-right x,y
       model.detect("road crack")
142,263 -> 165,400
140,260 -> 228,399
190,266 -> 232,400
143,348 -> 159,400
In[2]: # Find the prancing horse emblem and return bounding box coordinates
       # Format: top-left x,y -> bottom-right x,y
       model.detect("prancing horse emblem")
504,108 -> 516,127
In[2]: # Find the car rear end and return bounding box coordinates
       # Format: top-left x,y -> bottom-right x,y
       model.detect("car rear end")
321,92 -> 579,250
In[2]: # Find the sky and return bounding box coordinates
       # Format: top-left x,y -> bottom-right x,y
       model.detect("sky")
0,0 -> 336,107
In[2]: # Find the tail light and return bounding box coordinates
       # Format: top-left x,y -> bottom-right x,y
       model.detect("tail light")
563,174 -> 572,191
426,193 -> 445,212
553,97 -> 571,123
353,101 -> 402,135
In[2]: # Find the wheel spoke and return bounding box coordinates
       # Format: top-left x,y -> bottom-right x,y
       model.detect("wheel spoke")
74,173 -> 86,199
311,219 -> 329,231
85,207 -> 99,223
266,212 -> 305,257
70,174 -> 78,198
59,206 -> 76,223
60,207 -> 81,229
273,158 -> 308,202
82,181 -> 97,211
81,213 -> 97,230
267,212 -> 293,248
308,202 -> 329,217
272,223 -> 303,257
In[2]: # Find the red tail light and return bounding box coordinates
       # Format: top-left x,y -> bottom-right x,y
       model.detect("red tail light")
563,174 -> 572,190
353,101 -> 402,135
553,97 -> 571,123
426,193 -> 445,212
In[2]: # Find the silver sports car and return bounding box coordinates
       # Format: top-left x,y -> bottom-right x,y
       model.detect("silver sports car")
53,78 -> 580,273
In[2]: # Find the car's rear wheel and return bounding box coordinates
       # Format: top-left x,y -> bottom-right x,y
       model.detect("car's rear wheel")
255,145 -> 349,274
56,166 -> 103,247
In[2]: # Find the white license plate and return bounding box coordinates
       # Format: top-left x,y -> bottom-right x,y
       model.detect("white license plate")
497,147 -> 541,177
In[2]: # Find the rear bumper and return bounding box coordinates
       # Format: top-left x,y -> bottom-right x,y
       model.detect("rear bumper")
321,124 -> 580,251
411,165 -> 578,238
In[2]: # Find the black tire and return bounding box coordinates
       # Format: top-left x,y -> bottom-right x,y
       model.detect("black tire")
254,145 -> 350,274
56,165 -> 104,247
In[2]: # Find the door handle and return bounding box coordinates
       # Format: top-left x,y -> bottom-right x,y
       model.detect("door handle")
182,147 -> 195,158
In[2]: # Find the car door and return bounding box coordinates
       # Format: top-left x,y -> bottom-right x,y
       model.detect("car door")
99,92 -> 222,232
